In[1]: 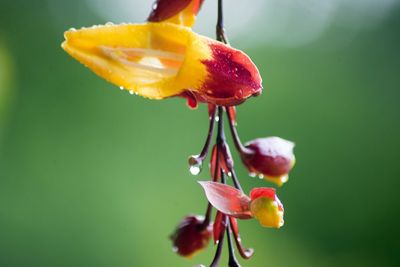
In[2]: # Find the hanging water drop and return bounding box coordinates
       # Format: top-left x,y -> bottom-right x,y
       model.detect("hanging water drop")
188,155 -> 202,175
258,174 -> 264,179
189,165 -> 201,175
129,90 -> 134,95
119,86 -> 124,90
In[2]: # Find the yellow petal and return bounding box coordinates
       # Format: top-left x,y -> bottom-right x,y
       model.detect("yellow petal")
62,22 -> 210,99
250,197 -> 284,228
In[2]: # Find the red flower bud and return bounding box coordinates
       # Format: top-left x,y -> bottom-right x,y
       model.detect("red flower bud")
148,0 -> 204,27
170,215 -> 212,258
241,137 -> 295,186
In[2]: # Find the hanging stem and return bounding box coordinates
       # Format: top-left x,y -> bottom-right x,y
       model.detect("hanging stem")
229,168 -> 243,192
226,109 -> 250,154
226,220 -> 241,267
197,108 -> 217,161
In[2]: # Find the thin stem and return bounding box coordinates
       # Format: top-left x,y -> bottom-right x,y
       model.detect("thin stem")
209,216 -> 226,267
230,168 -> 243,192
227,221 -> 241,267
216,0 -> 228,43
202,202 -> 213,229
197,108 -> 216,161
226,110 -> 250,154
216,106 -> 226,144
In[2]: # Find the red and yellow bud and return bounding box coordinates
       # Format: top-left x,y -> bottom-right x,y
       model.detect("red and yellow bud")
170,215 -> 212,258
148,0 -> 204,27
62,22 -> 262,107
249,188 -> 284,228
199,181 -> 284,229
241,137 -> 295,186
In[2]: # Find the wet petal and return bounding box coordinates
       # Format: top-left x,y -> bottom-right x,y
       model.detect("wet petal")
62,22 -> 261,106
62,22 -> 207,99
198,42 -> 262,106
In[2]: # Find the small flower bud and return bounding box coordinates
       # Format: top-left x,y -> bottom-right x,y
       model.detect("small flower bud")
249,188 -> 284,228
170,215 -> 212,258
241,137 -> 295,186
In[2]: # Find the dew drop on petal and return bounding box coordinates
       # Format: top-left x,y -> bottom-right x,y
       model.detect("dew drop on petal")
105,22 -> 114,26
258,174 -> 264,179
119,86 -> 124,90
249,172 -> 256,178
129,90 -> 134,95
68,27 -> 76,32
152,3 -> 158,10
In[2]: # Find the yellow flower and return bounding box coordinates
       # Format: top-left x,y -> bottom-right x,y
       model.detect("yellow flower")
62,22 -> 262,107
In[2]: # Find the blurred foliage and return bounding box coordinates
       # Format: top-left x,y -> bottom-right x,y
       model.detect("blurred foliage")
0,1 -> 399,267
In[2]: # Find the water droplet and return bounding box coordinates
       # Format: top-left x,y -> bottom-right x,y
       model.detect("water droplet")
258,174 -> 264,179
105,22 -> 114,26
119,86 -> 124,90
152,3 -> 158,10
189,165 -> 201,176
135,92 -> 138,95
227,172 -> 232,177
215,116 -> 220,122
129,90 -> 134,95
69,27 -> 76,32
249,172 -> 256,178
172,246 -> 178,252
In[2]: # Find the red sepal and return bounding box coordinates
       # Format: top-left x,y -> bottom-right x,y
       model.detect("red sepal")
249,187 -> 276,201
213,211 -> 226,244
199,181 -> 252,219
210,145 -> 221,182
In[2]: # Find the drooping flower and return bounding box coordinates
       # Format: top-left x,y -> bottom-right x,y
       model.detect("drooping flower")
148,0 -> 205,27
199,181 -> 284,228
170,215 -> 212,257
62,22 -> 262,107
241,137 -> 295,186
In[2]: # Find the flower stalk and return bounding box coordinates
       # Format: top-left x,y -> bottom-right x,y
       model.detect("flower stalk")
61,0 -> 297,265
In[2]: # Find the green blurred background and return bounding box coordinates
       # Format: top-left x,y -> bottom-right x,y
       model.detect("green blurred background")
1,0 -> 399,266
